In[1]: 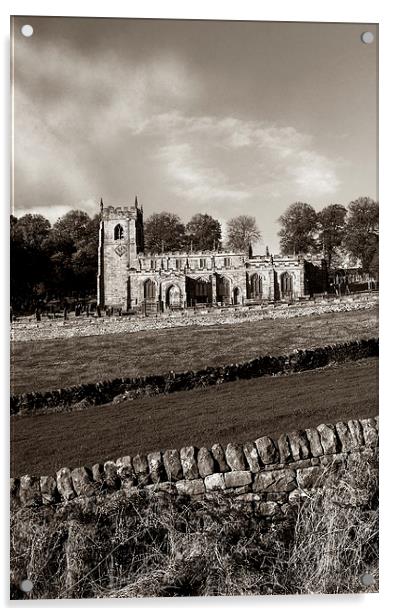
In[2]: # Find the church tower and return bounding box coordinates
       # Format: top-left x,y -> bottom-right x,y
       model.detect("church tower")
97,197 -> 144,310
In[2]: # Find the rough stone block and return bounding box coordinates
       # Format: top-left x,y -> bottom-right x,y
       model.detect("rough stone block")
243,442 -> 261,472
253,469 -> 296,493
116,456 -> 135,485
317,423 -> 339,454
133,454 -> 149,484
180,446 -> 199,479
277,433 -> 293,463
234,485 -> 250,495
197,447 -> 215,477
204,473 -> 226,491
335,422 -> 355,452
211,443 -> 229,472
163,449 -> 183,481
225,443 -> 246,470
104,460 -> 119,489
176,479 -> 205,496
255,435 -> 278,464
235,493 -> 260,502
224,470 -> 252,488
287,430 -> 311,460
257,502 -> 280,516
56,467 -> 76,501
289,459 -> 313,470
40,476 -> 57,504
19,475 -> 41,506
92,463 -> 104,484
71,467 -> 96,497
296,466 -> 324,489
147,451 -> 163,483
305,428 -> 324,457
347,420 -> 365,449
360,418 -> 378,447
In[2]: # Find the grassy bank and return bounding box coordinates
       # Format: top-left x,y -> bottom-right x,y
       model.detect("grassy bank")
11,358 -> 378,476
11,307 -> 378,394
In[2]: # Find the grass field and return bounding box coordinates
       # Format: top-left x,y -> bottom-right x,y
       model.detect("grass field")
11,307 -> 378,394
10,357 -> 378,476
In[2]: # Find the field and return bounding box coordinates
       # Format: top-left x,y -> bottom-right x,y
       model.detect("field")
10,357 -> 378,476
11,306 -> 378,394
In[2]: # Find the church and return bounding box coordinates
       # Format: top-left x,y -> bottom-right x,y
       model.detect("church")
97,198 -> 327,314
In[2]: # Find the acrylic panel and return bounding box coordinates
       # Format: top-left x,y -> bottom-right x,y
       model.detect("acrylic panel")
10,16 -> 378,599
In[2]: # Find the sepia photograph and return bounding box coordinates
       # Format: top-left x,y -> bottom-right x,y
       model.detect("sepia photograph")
10,16 -> 378,599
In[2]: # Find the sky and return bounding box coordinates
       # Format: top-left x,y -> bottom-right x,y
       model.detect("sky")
11,17 -> 378,252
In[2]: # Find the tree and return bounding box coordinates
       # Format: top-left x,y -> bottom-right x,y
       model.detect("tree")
144,212 -> 187,253
278,202 -> 318,254
226,215 -> 261,252
47,210 -> 99,298
10,214 -> 52,309
317,204 -> 347,269
343,197 -> 379,273
185,213 -> 222,251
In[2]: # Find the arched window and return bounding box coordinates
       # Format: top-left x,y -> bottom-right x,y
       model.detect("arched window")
250,273 -> 262,298
280,272 -> 293,298
144,279 -> 156,300
114,224 -> 124,240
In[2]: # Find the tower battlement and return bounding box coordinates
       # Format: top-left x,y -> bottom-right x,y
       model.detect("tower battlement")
101,198 -> 143,220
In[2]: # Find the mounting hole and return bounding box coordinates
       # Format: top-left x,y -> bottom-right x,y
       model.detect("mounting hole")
360,572 -> 375,587
361,31 -> 374,44
21,24 -> 34,38
20,578 -> 33,593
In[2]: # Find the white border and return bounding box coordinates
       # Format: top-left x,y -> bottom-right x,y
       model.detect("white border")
1,1 -> 393,614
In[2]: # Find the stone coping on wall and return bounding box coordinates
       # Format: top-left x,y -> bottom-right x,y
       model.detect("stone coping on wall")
10,338 -> 379,416
11,417 -> 378,514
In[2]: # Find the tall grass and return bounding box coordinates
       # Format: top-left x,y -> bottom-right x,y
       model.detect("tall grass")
10,457 -> 378,599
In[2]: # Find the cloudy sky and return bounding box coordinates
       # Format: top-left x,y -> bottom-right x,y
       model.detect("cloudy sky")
12,17 -> 377,251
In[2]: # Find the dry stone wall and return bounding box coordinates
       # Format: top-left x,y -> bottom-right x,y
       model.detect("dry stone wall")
11,293 -> 378,343
10,338 -> 378,416
11,417 -> 379,519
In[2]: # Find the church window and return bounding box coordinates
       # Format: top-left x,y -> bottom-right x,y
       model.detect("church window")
114,224 -> 124,240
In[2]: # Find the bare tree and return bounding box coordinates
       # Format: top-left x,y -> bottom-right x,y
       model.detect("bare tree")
226,215 -> 261,252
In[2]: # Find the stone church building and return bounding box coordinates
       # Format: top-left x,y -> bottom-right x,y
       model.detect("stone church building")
97,198 -> 327,313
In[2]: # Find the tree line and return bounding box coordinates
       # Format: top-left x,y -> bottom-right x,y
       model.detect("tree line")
10,196 -> 378,312
278,197 -> 378,273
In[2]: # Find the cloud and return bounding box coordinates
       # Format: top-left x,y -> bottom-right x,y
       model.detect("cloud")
13,31 -> 340,222
156,143 -> 251,202
144,112 -> 340,202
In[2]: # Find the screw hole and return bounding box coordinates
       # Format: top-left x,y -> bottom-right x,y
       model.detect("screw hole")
20,578 -> 33,593
21,24 -> 34,38
361,31 -> 374,44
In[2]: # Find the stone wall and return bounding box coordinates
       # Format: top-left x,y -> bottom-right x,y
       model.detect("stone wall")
10,338 -> 378,416
11,293 -> 378,343
11,417 -> 379,519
